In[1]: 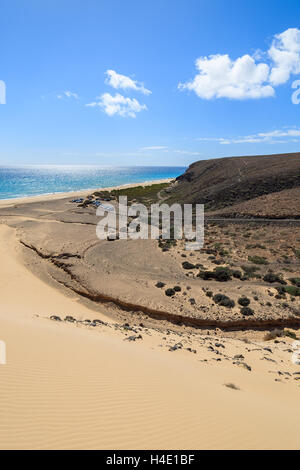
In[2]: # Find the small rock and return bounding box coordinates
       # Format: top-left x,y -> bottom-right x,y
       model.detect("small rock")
233,354 -> 244,360
64,316 -> 76,323
169,342 -> 183,352
124,335 -> 143,342
186,347 -> 197,354
234,361 -> 252,372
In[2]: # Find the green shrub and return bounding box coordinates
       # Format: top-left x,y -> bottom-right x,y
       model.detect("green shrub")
248,255 -> 269,265
240,307 -> 254,316
293,249 -> 300,259
246,244 -> 266,250
165,288 -> 175,297
213,267 -> 232,282
276,285 -> 300,297
284,330 -> 298,340
263,273 -> 286,285
241,265 -> 260,278
182,261 -> 196,270
232,270 -> 242,279
285,286 -> 300,297
111,182 -> 169,202
197,267 -> 232,282
238,296 -> 250,307
155,282 -> 165,288
289,277 -> 300,287
197,270 -> 214,280
213,294 -> 235,308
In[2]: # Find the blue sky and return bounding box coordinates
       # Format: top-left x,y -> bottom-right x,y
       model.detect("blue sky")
1,0 -> 300,166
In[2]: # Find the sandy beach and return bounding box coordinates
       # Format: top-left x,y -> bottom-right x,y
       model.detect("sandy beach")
0,182 -> 300,450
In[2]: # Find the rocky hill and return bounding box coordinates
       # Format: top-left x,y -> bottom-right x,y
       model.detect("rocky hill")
167,153 -> 300,215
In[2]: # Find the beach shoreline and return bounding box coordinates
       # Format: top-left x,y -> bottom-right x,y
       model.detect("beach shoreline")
0,178 -> 173,207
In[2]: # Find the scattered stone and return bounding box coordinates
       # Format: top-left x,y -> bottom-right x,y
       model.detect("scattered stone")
124,335 -> 143,342
233,361 -> 252,372
64,316 -> 76,323
224,383 -> 240,391
93,319 -> 106,325
186,347 -> 197,354
261,357 -> 276,363
169,342 -> 183,352
50,315 -> 61,322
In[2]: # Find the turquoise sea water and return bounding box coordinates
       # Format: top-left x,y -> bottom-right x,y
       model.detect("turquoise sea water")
0,166 -> 186,200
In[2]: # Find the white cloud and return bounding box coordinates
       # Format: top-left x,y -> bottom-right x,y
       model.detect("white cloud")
269,29 -> 300,85
86,93 -> 147,118
105,70 -> 151,95
197,127 -> 300,144
179,28 -> 300,100
139,146 -> 201,155
179,54 -> 273,99
57,90 -> 79,100
140,146 -> 168,151
173,149 -> 202,155
258,128 -> 300,138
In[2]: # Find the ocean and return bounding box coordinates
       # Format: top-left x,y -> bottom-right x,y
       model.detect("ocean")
0,166 -> 186,200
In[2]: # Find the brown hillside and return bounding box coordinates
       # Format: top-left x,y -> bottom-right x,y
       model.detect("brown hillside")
206,187 -> 300,219
167,152 -> 300,211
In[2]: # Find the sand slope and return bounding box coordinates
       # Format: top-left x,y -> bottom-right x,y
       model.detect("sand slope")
0,225 -> 300,450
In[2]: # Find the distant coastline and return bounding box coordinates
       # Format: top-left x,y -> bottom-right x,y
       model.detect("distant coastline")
0,165 -> 185,201
0,177 -> 173,207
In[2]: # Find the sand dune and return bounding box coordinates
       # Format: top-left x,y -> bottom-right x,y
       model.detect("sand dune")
0,224 -> 300,449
